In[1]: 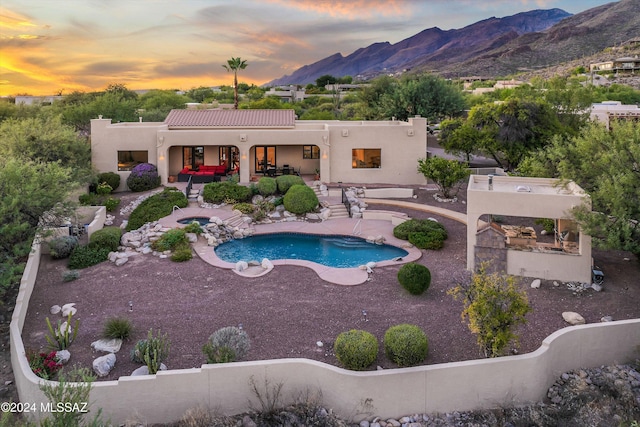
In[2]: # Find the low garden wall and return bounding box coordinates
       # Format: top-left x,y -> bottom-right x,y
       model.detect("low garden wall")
11,230 -> 640,424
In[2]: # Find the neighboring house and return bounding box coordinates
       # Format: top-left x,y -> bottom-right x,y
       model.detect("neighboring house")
264,86 -> 307,103
90,109 -> 428,190
589,56 -> 640,73
467,175 -> 592,283
590,101 -> 640,128
14,95 -> 64,105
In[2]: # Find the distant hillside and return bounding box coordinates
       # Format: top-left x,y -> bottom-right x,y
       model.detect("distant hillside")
267,0 -> 640,85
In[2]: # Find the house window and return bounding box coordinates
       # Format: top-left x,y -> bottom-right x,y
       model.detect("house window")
352,149 -> 381,169
255,146 -> 276,172
302,145 -> 320,159
183,146 -> 204,169
117,150 -> 148,171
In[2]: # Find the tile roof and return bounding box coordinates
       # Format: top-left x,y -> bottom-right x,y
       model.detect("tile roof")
164,109 -> 296,128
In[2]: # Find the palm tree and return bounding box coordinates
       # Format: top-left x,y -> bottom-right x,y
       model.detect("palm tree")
222,57 -> 248,109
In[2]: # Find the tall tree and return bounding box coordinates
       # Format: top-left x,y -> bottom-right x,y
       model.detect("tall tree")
222,57 -> 248,109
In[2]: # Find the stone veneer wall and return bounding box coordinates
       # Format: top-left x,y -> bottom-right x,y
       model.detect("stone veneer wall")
11,237 -> 640,424
474,227 -> 507,274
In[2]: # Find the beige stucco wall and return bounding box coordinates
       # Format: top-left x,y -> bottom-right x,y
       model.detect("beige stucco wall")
467,175 -> 592,282
90,116 -> 428,188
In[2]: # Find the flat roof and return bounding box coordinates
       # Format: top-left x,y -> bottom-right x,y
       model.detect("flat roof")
468,175 -> 584,196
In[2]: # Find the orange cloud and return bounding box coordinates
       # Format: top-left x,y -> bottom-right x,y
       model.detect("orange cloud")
264,0 -> 408,18
0,7 -> 36,30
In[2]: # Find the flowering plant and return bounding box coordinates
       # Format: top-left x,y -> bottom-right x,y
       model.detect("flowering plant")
127,162 -> 161,192
27,349 -> 62,379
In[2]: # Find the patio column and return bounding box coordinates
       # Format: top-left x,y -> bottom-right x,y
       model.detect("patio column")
239,149 -> 250,184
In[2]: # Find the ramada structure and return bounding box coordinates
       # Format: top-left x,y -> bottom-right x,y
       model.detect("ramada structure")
90,109 -> 428,190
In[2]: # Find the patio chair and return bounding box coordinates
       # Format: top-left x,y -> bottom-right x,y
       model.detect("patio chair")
282,165 -> 291,175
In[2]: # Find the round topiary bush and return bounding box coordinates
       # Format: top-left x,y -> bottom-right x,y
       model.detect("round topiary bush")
397,263 -> 431,295
276,175 -> 305,194
257,177 -> 277,196
282,184 -> 319,215
97,172 -> 121,192
384,324 -> 428,367
126,163 -> 161,192
334,329 -> 378,371
89,226 -> 122,252
48,235 -> 79,259
203,326 -> 251,364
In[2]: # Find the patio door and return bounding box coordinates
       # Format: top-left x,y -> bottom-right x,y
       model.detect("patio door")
183,146 -> 204,169
219,146 -> 239,170
255,146 -> 276,173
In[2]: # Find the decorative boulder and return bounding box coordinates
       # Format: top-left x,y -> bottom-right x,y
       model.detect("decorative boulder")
130,363 -> 167,376
235,261 -> 248,272
93,353 -> 116,377
55,350 -> 71,365
530,279 -> 541,289
261,258 -> 274,269
50,305 -> 61,315
61,303 -> 77,317
91,338 -> 123,353
562,311 -> 586,325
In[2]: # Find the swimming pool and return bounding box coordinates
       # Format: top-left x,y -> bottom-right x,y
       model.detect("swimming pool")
178,217 -> 210,226
214,233 -> 409,268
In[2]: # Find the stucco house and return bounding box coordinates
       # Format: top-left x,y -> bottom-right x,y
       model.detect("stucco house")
90,109 -> 428,190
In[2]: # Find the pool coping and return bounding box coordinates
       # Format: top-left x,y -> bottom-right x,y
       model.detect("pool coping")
160,207 -> 422,285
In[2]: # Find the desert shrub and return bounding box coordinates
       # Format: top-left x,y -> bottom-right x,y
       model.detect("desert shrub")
152,228 -> 187,252
334,329 -> 378,371
68,245 -> 111,269
183,221 -> 203,234
171,247 -> 193,262
61,269 -> 80,282
130,339 -> 148,363
283,184 -> 318,215
202,181 -> 252,204
103,317 -> 133,340
126,187 -> 187,231
384,324 -> 428,367
203,326 -> 251,364
397,263 -> 431,295
233,202 -> 255,214
257,177 -> 277,196
95,182 -> 113,195
48,235 -> 79,259
97,171 -> 121,191
535,218 -> 555,234
394,219 -> 447,250
78,192 -> 98,205
104,197 -> 120,212
45,313 -> 78,351
408,231 -> 446,250
89,226 -> 122,252
141,329 -> 170,374
126,162 -> 161,192
276,175 -> 305,194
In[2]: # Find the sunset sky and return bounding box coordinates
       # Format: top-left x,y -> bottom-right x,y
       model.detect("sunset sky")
1,0 -> 614,96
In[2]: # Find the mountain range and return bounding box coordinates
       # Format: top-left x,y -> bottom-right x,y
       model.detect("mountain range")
267,0 -> 640,85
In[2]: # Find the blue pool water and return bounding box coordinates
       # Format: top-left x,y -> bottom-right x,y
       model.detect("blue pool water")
215,233 -> 408,268
178,217 -> 210,226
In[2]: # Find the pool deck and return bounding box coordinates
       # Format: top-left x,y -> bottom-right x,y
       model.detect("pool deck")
161,206 -> 422,286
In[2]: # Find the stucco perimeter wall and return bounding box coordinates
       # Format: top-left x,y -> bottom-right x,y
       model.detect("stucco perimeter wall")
12,240 -> 640,424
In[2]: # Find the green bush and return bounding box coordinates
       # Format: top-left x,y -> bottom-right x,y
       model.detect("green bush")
89,226 -> 122,252
183,221 -> 203,234
96,182 -> 113,195
202,181 -> 252,204
257,177 -> 277,196
78,193 -> 98,206
276,175 -> 305,194
68,245 -> 111,269
61,269 -> 80,282
126,163 -> 161,192
334,329 -> 378,371
104,197 -> 120,212
171,247 -> 193,262
126,187 -> 187,231
103,317 -> 133,340
151,228 -> 187,252
384,324 -> 428,367
394,219 -> 447,250
282,184 -> 318,215
397,263 -> 431,295
97,172 -> 121,191
203,326 -> 251,364
130,339 -> 148,363
233,202 -> 255,214
48,235 -> 79,259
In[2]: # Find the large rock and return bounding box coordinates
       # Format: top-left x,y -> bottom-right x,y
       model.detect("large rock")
562,311 -> 586,325
261,258 -> 274,269
235,261 -> 248,272
93,353 -> 116,377
531,279 -> 541,289
55,350 -> 71,365
130,363 -> 167,376
61,303 -> 77,317
91,338 -> 123,353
